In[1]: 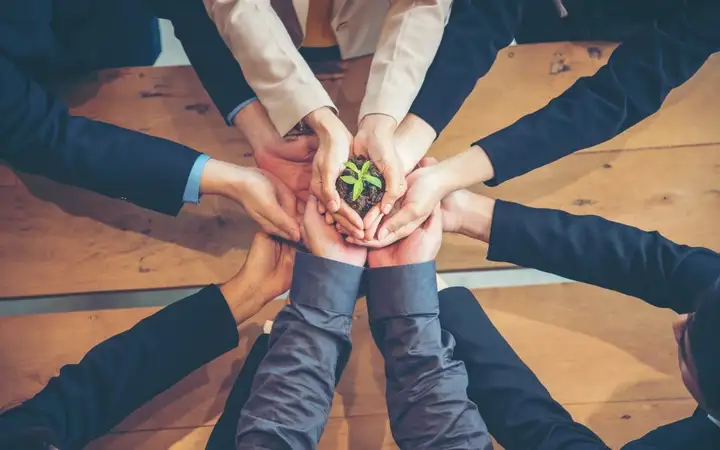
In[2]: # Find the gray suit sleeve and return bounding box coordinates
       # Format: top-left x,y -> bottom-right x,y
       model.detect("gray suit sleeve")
366,261 -> 493,450
235,251 -> 364,450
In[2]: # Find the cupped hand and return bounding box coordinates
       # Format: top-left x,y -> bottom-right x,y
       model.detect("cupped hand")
253,134 -> 317,203
221,232 -> 296,320
302,195 -> 367,267
368,203 -> 443,268
355,114 -> 406,216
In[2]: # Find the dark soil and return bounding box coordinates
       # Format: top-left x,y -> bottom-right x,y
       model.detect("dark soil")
336,155 -> 385,217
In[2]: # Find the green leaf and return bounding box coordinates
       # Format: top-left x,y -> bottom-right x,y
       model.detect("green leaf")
344,161 -> 361,174
364,174 -> 383,188
360,160 -> 371,176
340,175 -> 358,185
352,180 -> 363,201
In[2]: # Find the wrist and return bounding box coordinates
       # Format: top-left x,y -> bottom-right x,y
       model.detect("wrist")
305,106 -> 338,132
437,145 -> 495,192
233,101 -> 279,150
359,113 -> 398,134
220,272 -> 270,325
459,193 -> 495,243
199,159 -> 248,198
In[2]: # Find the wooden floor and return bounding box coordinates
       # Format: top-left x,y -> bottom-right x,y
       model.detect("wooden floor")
0,285 -> 693,449
1,42 -> 719,298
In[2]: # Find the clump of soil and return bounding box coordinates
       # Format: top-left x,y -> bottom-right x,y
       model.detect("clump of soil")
336,155 -> 385,217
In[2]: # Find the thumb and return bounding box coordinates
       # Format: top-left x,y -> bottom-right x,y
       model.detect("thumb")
377,202 -> 421,242
264,203 -> 301,242
419,156 -> 439,168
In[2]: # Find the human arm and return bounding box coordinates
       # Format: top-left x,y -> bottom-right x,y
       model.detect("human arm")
203,0 -> 335,136
436,0 -> 720,189
235,196 -> 366,449
408,0 -> 525,136
366,207 -> 492,449
446,191 -> 720,314
0,233 -> 294,449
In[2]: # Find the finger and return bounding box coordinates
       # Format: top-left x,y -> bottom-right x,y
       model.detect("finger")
321,169 -> 342,213
263,205 -> 301,242
362,204 -> 382,232
332,210 -> 363,239
377,203 -> 425,241
325,212 -> 335,225
379,163 -> 407,215
364,211 -> 384,241
318,202 -> 327,214
335,201 -> 364,233
419,156 -> 439,168
255,217 -> 292,242
423,203 -> 443,234
335,223 -> 350,236
377,217 -> 426,246
296,200 -> 306,215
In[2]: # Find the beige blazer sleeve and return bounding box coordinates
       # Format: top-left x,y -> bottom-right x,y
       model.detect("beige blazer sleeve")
358,0 -> 453,125
204,0 -> 336,136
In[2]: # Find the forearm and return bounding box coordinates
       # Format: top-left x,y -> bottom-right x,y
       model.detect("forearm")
409,0 -> 524,135
359,0 -> 452,125
236,252 -> 363,449
476,2 -> 720,186
204,0 -> 335,135
367,262 -> 491,449
462,195 -> 720,313
7,286 -> 238,449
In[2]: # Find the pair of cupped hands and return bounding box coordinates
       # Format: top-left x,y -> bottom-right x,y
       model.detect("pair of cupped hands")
248,108 -> 454,250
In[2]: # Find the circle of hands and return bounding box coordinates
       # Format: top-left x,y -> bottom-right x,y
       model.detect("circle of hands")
247,113 -> 463,255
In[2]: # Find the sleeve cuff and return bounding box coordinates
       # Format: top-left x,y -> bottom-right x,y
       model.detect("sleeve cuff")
289,252 -> 364,316
182,154 -> 211,204
225,97 -> 258,126
366,261 -> 438,320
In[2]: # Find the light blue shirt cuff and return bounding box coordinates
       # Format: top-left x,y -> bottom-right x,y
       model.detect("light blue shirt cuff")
225,97 -> 258,126
183,154 -> 211,204
709,414 -> 720,429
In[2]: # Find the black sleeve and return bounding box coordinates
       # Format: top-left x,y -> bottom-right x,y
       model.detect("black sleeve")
487,201 -> 720,314
408,0 -> 525,135
0,286 -> 239,450
149,0 -> 256,122
0,55 -> 201,215
476,0 -> 720,186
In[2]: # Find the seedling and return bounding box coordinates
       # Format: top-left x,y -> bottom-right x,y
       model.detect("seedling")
340,160 -> 383,201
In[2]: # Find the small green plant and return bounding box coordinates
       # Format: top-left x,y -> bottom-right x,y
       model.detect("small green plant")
340,160 -> 383,201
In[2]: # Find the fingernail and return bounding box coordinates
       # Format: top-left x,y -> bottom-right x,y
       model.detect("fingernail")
383,204 -> 392,214
378,229 -> 389,240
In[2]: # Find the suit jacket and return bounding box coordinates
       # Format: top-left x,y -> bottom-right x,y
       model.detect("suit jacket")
409,0 -> 720,152
204,0 -> 452,135
0,0 -> 255,215
486,200 -> 720,449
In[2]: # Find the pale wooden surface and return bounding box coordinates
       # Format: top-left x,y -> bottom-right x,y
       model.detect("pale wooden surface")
1,42 -> 719,297
0,284 -> 693,449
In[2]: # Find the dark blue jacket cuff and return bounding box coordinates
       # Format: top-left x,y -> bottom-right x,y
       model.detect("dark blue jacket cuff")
290,252 -> 364,316
366,261 -> 438,320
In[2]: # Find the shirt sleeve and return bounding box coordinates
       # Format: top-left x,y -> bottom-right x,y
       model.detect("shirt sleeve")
366,261 -> 493,450
225,97 -> 258,126
358,0 -> 453,125
235,251 -> 363,450
408,0 -> 524,135
476,0 -> 720,186
487,200 -> 720,314
182,154 -> 211,204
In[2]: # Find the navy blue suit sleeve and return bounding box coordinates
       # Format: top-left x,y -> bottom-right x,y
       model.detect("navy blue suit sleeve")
487,201 -> 720,313
0,286 -> 239,450
477,0 -> 720,185
0,55 -> 201,215
149,0 -> 256,120
409,0 -> 525,135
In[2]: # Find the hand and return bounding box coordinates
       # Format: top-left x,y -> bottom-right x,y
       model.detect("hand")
200,159 -> 301,241
233,100 -> 316,203
368,203 -> 443,268
302,195 -> 367,267
350,158 -> 451,248
360,113 -> 437,240
355,114 -> 406,216
221,232 -> 296,324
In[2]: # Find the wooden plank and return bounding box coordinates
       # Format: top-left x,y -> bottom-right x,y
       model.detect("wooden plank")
2,43 -> 719,297
431,43 -> 720,158
3,143 -> 718,297
0,284 -> 692,435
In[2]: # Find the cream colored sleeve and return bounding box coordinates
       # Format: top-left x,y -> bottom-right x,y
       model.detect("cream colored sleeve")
204,0 -> 336,136
358,0 -> 453,125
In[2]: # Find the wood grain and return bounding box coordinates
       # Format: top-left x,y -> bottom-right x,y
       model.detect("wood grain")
0,283 -> 694,450
1,43 -> 719,297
